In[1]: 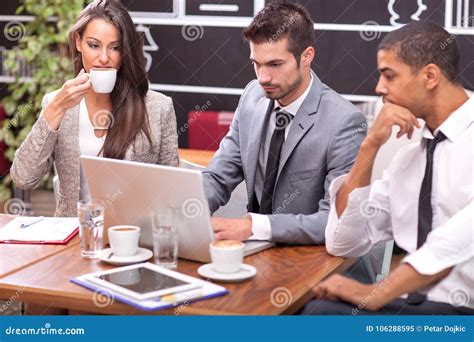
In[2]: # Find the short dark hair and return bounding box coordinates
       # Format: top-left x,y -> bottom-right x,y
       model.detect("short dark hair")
378,21 -> 460,83
243,1 -> 315,61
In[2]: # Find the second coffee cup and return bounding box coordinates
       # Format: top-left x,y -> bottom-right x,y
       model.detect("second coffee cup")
209,240 -> 245,273
108,225 -> 140,257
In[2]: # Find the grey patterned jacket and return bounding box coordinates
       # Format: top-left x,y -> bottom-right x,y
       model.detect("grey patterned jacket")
11,90 -> 179,217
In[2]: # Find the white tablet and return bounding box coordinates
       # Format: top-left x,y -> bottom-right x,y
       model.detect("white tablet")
85,263 -> 200,301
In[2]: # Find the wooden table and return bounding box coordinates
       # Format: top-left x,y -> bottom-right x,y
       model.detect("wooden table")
0,151 -> 353,315
179,149 -> 215,167
0,242 -> 352,315
0,215 -> 80,278
0,150 -> 210,279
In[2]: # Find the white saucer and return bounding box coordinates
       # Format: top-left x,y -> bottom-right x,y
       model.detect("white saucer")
98,247 -> 153,265
197,263 -> 256,282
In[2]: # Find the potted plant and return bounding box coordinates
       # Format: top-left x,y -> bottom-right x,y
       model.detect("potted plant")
0,0 -> 90,205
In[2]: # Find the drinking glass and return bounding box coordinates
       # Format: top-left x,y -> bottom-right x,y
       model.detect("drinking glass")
78,201 -> 104,258
152,208 -> 178,269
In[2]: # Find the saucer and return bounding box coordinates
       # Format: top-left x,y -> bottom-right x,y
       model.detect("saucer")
197,263 -> 256,282
98,247 -> 153,265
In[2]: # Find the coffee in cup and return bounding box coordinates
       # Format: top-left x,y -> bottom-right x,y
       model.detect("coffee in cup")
209,240 -> 244,273
108,225 -> 140,257
89,68 -> 117,93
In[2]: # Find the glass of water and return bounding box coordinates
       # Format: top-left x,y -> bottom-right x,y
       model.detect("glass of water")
152,208 -> 178,269
78,201 -> 104,259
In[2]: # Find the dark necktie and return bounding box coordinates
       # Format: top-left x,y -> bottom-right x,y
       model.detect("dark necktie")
407,131 -> 447,305
259,108 -> 293,214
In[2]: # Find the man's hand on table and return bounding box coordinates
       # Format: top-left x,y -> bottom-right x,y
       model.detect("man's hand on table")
312,274 -> 385,311
211,217 -> 252,241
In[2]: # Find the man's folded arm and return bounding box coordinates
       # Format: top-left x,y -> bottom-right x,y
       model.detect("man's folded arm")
325,173 -> 393,257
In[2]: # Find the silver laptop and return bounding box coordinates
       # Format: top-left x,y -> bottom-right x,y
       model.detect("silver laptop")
80,156 -> 274,263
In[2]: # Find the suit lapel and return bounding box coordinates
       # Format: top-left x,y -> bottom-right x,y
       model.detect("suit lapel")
276,74 -> 323,181
246,98 -> 273,192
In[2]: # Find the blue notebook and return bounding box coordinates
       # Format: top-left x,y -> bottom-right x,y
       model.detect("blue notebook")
71,262 -> 228,311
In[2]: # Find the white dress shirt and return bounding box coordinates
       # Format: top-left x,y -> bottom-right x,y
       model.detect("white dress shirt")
78,99 -> 105,201
325,96 -> 474,308
247,74 -> 314,240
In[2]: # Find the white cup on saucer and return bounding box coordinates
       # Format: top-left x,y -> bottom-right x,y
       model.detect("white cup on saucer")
209,240 -> 245,273
89,68 -> 117,93
108,225 -> 140,257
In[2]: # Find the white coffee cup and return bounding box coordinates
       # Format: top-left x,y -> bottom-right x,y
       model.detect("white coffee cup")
209,240 -> 245,273
89,68 -> 117,93
108,225 -> 140,257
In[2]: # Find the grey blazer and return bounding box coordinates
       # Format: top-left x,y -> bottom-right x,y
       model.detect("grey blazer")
203,73 -> 366,245
11,90 -> 179,217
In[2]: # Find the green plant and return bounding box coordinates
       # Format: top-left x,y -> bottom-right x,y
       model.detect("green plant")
0,0 -> 90,201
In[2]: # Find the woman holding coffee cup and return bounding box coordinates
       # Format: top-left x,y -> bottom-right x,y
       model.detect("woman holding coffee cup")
11,0 -> 179,216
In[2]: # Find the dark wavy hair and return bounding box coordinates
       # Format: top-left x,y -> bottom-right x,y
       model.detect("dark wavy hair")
68,0 -> 151,159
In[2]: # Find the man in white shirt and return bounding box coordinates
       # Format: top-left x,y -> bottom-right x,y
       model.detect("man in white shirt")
202,2 -> 366,244
303,21 -> 473,315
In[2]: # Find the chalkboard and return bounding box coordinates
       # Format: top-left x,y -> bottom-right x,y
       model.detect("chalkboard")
1,0 -> 474,147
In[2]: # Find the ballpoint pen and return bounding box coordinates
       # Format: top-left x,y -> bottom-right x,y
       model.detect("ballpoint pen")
19,216 -> 44,229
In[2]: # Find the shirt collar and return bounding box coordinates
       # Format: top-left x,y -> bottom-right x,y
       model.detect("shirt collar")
274,73 -> 313,117
421,95 -> 474,142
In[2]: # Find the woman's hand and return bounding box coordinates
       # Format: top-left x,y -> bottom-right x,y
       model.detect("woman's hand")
43,69 -> 91,130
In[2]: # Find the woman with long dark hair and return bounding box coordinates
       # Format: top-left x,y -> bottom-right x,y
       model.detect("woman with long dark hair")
11,0 -> 179,216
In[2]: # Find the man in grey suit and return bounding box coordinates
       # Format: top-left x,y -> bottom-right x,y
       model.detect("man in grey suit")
203,1 -> 366,244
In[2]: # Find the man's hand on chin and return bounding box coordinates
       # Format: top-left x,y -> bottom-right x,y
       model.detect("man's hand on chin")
212,217 -> 253,241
